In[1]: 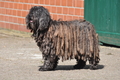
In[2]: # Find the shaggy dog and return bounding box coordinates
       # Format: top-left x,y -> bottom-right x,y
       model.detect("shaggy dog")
26,6 -> 100,71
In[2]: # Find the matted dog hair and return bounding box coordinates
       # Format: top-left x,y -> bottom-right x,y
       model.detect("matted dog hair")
26,6 -> 100,71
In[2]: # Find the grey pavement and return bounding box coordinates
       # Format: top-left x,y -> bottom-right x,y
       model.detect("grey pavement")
0,29 -> 120,80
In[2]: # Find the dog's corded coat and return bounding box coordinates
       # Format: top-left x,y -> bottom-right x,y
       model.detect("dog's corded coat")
37,20 -> 99,62
26,6 -> 100,70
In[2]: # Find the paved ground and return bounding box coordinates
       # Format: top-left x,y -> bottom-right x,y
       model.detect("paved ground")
0,28 -> 120,80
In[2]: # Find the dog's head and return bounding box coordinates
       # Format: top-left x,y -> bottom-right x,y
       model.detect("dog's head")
26,6 -> 51,32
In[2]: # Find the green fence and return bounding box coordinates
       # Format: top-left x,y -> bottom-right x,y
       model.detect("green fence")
84,0 -> 120,46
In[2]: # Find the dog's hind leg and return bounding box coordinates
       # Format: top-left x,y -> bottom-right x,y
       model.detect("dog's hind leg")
89,58 -> 98,70
73,58 -> 86,69
39,55 -> 59,71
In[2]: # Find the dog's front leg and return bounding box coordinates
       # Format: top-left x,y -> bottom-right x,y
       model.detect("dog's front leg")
39,54 -> 59,71
39,59 -> 52,71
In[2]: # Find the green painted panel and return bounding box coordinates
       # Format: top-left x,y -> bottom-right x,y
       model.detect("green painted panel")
84,0 -> 120,46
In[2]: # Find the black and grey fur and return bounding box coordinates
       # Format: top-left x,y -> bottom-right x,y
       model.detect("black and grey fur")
26,6 -> 100,71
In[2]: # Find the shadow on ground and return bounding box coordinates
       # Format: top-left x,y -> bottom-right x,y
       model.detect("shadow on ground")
38,65 -> 104,71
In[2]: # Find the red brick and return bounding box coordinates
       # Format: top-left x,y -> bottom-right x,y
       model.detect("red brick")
4,9 -> 7,14
12,17 -> 18,23
4,16 -> 7,22
50,0 -> 56,5
23,4 -> 28,10
81,9 -> 84,16
9,10 -> 13,15
0,15 -> 3,21
31,5 -> 35,8
34,0 -> 39,4
13,24 -> 19,31
17,3 -> 23,10
1,22 -> 4,28
6,9 -> 10,15
0,8 -> 2,14
78,16 -> 84,19
0,15 -> 2,20
14,0 -> 20,2
68,8 -> 75,15
0,2 -> 5,7
14,3 -> 18,9
0,22 -> 6,28
51,6 -> 57,13
19,25 -> 28,32
57,15 -> 64,20
19,25 -> 29,32
7,16 -> 11,22
63,7 -> 68,14
0,0 -> 84,32
74,0 -> 83,7
5,10 -> 9,14
2,15 -> 5,21
20,0 -> 28,3
8,16 -> 13,22
0,22 -> 1,27
66,16 -> 73,20
45,6 -> 51,11
45,0 -> 50,5
28,0 -> 34,3
61,0 -> 67,6
56,7 -> 62,14
13,3 -> 17,9
64,15 -> 68,21
22,11 -> 28,17
82,1 -> 84,7
22,18 -> 25,24
9,23 -> 15,30
67,0 -> 73,6
40,0 -> 45,4
9,16 -> 14,23
4,2 -> 9,8
52,14 -> 57,20
4,23 -> 9,29
27,4 -> 32,10
13,10 -> 17,16
56,0 -> 61,6
50,14 -> 53,19
23,18 -> 26,24
73,16 -> 79,20
17,18 -> 23,24
75,8 -> 81,15
9,2 -> 14,8
1,15 -> 4,21
25,0 -> 29,3
18,18 -> 25,24
17,10 -> 22,16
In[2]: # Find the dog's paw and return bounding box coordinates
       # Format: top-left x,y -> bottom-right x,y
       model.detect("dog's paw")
39,67 -> 54,71
39,67 -> 48,71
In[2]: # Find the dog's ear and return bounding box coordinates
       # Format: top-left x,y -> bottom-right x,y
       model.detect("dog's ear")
25,15 -> 30,29
37,7 -> 51,31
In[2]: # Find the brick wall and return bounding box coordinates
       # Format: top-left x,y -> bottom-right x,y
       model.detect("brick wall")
0,0 -> 84,32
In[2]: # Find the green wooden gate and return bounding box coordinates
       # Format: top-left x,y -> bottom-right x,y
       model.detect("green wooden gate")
84,0 -> 120,46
